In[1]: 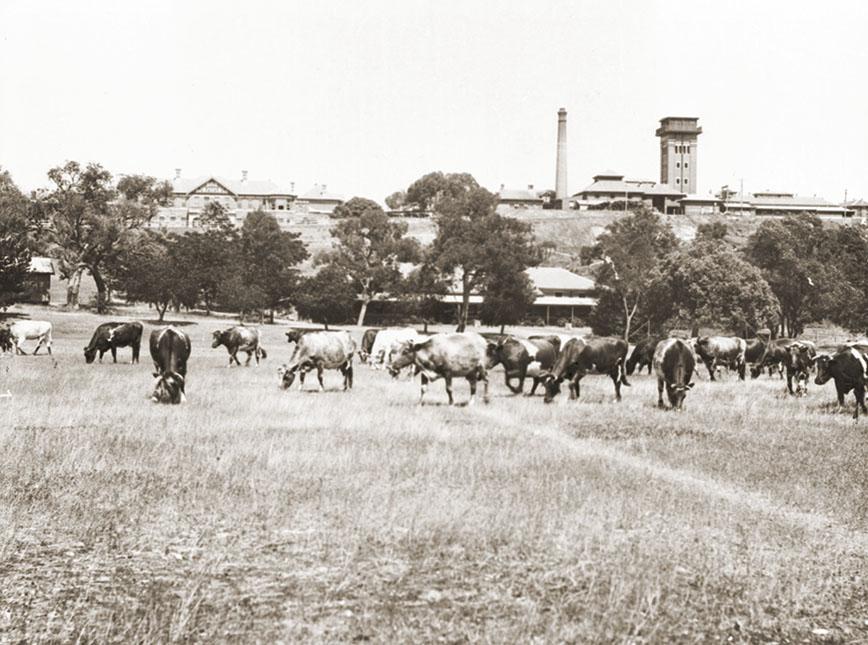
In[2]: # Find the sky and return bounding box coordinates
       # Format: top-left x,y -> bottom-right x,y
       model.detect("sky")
1,0 -> 867,203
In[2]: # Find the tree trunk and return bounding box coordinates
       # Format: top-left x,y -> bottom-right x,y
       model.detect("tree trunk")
423,320 -> 429,333
91,266 -> 109,314
157,302 -> 168,322
457,283 -> 470,332
324,321 -> 329,330
499,323 -> 505,334
65,265 -> 85,309
357,297 -> 370,327
622,296 -> 638,343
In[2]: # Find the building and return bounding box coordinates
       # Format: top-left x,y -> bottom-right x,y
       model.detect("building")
656,116 -> 701,193
150,172 -> 344,228
555,108 -> 568,205
23,257 -> 54,304
497,184 -> 544,209
680,195 -> 723,216
843,198 -> 868,218
571,172 -> 684,213
718,190 -> 852,217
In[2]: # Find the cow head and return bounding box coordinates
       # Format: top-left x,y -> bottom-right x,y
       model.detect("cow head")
387,341 -> 417,377
542,374 -> 561,403
0,328 -> 12,353
211,329 -> 227,349
813,354 -> 834,386
485,339 -> 505,370
83,346 -> 97,363
278,364 -> 296,389
151,371 -> 186,404
666,382 -> 695,409
749,364 -> 763,379
285,330 -> 304,344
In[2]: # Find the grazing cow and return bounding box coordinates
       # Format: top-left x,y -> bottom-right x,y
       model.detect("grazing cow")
0,326 -> 12,353
368,327 -> 427,369
150,327 -> 191,404
694,336 -> 747,380
529,334 -> 562,356
626,337 -> 661,375
83,321 -> 143,364
6,320 -> 53,355
784,341 -> 816,396
211,326 -> 266,366
653,338 -> 696,410
359,328 -> 382,362
389,332 -> 489,405
542,337 -> 630,403
278,330 -> 356,391
485,336 -> 558,395
814,346 -> 868,419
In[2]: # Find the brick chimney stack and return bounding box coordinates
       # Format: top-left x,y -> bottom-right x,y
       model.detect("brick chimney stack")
241,170 -> 248,182
555,108 -> 568,203
174,168 -> 181,180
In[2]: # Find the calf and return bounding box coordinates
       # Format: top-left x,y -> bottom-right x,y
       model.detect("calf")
694,336 -> 746,380
389,332 -> 489,406
84,321 -> 143,364
359,328 -> 381,362
212,326 -> 266,366
653,338 -> 695,410
7,320 -> 52,355
150,327 -> 191,404
542,337 -> 630,403
626,337 -> 661,375
814,346 -> 868,419
784,341 -> 816,396
279,330 -> 355,391
485,336 -> 557,395
0,327 -> 11,353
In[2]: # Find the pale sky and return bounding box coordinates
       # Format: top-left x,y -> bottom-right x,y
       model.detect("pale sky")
1,0 -> 866,203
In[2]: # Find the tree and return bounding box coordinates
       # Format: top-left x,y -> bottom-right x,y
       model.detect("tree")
401,262 -> 449,332
695,220 -> 728,243
585,208 -> 678,341
332,197 -> 383,219
198,201 -> 234,231
404,171 -> 479,212
428,177 -> 540,331
744,215 -> 838,337
294,265 -> 356,329
43,161 -> 170,311
0,169 -> 35,309
235,210 -> 308,321
651,243 -> 780,336
480,267 -> 537,333
385,191 -> 406,210
318,199 -> 420,325
823,225 -> 868,334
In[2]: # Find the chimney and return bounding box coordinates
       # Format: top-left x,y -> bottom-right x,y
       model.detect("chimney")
174,168 -> 181,180
528,184 -> 534,191
290,181 -> 295,194
241,170 -> 248,182
500,183 -> 505,191
321,184 -> 326,193
555,108 -> 568,202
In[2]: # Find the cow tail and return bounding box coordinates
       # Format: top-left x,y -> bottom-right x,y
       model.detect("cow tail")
619,356 -> 631,387
259,346 -> 267,359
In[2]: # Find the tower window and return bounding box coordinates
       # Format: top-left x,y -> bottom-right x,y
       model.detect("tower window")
676,162 -> 680,168
684,178 -> 689,185
684,162 -> 689,168
675,178 -> 681,184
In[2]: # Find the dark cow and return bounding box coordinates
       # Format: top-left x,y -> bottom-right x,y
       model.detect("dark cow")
626,337 -> 661,375
784,341 -> 816,396
485,336 -> 558,395
279,330 -> 356,391
389,332 -> 489,405
750,338 -> 796,379
542,337 -> 630,403
359,328 -> 382,362
653,338 -> 695,410
83,321 -> 143,364
745,337 -> 784,379
0,326 -> 12,353
211,326 -> 266,366
694,336 -> 746,380
814,346 -> 868,418
150,327 -> 191,404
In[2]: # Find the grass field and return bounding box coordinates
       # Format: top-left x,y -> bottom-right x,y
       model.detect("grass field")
1,307 -> 867,643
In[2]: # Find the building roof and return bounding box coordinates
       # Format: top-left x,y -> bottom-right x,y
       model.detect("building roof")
498,187 -> 543,202
29,257 -> 54,274
575,177 -> 646,197
643,183 -> 685,197
172,176 -> 293,197
533,296 -> 597,307
680,194 -> 723,204
844,198 -> 868,207
299,184 -> 344,202
526,266 -> 595,292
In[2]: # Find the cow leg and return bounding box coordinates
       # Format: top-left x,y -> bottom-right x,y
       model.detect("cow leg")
836,385 -> 846,407
528,377 -> 539,396
481,369 -> 489,404
657,377 -> 665,409
98,349 -> 105,362
132,343 -> 140,364
786,368 -> 795,395
704,358 -> 716,381
111,346 -> 117,363
298,369 -> 306,391
33,338 -> 41,355
612,369 -> 622,401
316,363 -> 325,392
467,375 -> 476,406
444,375 -> 454,406
737,360 -> 746,381
419,374 -> 429,405
245,350 -> 253,366
15,338 -> 27,355
854,385 -> 867,419
569,374 -> 581,400
345,363 -> 353,390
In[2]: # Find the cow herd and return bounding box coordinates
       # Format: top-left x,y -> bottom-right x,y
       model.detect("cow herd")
1,319 -> 867,418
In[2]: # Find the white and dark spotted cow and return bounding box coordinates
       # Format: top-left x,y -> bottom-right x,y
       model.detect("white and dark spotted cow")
278,330 -> 356,391
367,327 -> 426,369
389,332 -> 489,406
653,338 -> 695,410
5,320 -> 52,356
211,326 -> 266,366
814,345 -> 868,419
485,335 -> 558,395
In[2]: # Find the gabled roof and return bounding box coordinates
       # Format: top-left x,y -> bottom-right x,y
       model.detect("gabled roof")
526,267 -> 595,292
29,257 -> 54,274
172,176 -> 294,197
498,187 -> 543,202
844,198 -> 868,207
300,184 -> 344,202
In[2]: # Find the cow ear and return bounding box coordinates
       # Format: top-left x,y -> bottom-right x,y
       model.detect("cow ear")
686,382 -> 695,389
152,372 -> 160,378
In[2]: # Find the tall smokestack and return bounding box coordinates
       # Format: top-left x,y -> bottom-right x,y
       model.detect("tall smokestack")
555,108 -> 567,204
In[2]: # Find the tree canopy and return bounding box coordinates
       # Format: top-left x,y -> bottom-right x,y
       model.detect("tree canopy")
294,265 -> 356,329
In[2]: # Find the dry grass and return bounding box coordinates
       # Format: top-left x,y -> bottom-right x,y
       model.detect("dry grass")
1,307 -> 867,643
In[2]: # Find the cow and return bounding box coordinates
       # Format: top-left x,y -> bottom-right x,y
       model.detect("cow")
749,338 -> 795,379
359,328 -> 382,362
542,337 -> 630,403
0,326 -> 12,353
814,346 -> 868,419
368,327 -> 427,369
485,336 -> 558,395
626,337 -> 661,375
653,338 -> 696,410
694,336 -> 747,380
6,320 -> 53,355
83,321 -> 143,364
783,341 -> 817,396
388,332 -> 489,406
211,326 -> 266,366
149,327 -> 191,404
278,330 -> 356,392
